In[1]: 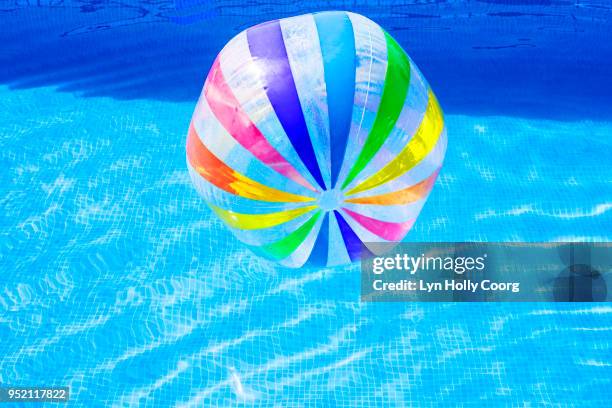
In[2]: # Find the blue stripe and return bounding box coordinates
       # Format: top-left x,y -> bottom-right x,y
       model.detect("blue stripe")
247,20 -> 326,190
304,213 -> 329,266
334,210 -> 367,262
314,12 -> 356,188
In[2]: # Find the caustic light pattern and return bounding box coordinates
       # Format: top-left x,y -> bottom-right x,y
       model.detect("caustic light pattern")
186,11 -> 447,267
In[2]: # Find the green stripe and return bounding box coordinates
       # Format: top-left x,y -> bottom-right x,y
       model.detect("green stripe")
254,211 -> 322,260
341,32 -> 411,190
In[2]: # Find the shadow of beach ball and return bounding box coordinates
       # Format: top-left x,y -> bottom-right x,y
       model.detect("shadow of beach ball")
553,264 -> 607,302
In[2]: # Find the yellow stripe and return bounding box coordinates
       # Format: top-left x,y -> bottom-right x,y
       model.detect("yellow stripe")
209,204 -> 317,230
345,90 -> 444,196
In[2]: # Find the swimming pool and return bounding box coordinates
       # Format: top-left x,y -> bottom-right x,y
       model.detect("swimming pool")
1,1 -> 611,406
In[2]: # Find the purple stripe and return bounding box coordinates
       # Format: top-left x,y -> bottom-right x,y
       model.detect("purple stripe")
247,20 -> 326,190
334,210 -> 369,262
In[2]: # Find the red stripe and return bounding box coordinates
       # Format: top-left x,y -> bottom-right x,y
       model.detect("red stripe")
204,58 -> 317,192
342,208 -> 415,241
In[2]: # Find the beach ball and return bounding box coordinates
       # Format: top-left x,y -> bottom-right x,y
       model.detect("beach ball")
186,11 -> 447,268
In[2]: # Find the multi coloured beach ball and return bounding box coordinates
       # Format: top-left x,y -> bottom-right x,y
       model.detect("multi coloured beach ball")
186,11 -> 447,267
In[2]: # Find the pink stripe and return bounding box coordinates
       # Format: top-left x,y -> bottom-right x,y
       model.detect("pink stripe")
204,58 -> 317,192
342,208 -> 415,241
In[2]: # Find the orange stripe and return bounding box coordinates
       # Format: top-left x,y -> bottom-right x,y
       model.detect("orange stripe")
186,123 -> 315,203
344,169 -> 440,205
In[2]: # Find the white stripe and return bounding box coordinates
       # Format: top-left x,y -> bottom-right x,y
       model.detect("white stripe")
279,214 -> 325,267
218,31 -> 320,190
342,200 -> 425,224
281,14 -> 331,190
192,97 -> 235,162
327,213 -> 351,266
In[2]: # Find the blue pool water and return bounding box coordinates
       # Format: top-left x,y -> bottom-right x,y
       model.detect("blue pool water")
1,1 -> 612,406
